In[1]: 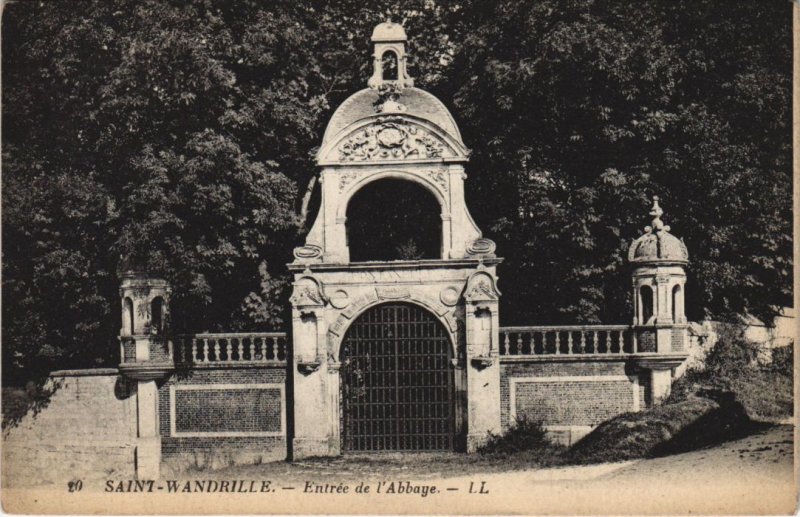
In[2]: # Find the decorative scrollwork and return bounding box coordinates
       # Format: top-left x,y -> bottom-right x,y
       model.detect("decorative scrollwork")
466,238 -> 497,257
293,244 -> 322,261
338,122 -> 446,162
338,171 -> 359,192
427,170 -> 448,191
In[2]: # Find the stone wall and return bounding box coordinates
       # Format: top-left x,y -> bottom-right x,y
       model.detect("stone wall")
158,366 -> 287,474
500,359 -> 646,445
2,370 -> 137,488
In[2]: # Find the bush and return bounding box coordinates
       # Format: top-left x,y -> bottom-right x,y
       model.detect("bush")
670,324 -> 793,420
478,416 -> 551,455
566,395 -> 754,464
768,343 -> 793,377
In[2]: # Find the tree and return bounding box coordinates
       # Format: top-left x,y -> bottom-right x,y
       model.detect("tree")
2,0 -> 792,385
445,0 -> 791,325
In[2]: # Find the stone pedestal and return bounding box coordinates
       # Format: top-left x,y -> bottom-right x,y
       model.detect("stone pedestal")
135,379 -> 161,479
636,354 -> 687,405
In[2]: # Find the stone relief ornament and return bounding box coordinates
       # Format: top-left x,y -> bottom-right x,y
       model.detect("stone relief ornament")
427,170 -> 448,191
337,171 -> 359,192
466,238 -> 497,257
439,286 -> 460,306
338,122 -> 446,162
290,276 -> 326,307
328,289 -> 351,309
464,271 -> 500,302
293,244 -> 322,261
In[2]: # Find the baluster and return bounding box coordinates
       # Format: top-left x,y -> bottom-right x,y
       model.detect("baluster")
593,331 -> 598,354
515,333 -> 522,355
503,332 -> 510,355
566,331 -> 573,354
554,331 -> 561,355
249,336 -> 256,361
190,339 -> 197,363
202,338 -> 209,363
579,331 -> 587,353
604,331 -> 610,353
260,338 -> 267,361
632,329 -> 638,353
237,339 -> 244,361
617,330 -> 624,353
213,339 -> 221,362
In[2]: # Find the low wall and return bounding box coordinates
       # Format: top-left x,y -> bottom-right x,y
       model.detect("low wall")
158,366 -> 288,474
2,370 -> 137,487
500,358 -> 648,445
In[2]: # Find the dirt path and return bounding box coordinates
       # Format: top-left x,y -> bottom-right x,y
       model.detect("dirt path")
423,424 -> 795,515
3,425 -> 795,514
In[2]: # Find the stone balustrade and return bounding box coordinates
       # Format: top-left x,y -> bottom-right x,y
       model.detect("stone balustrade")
174,332 -> 288,365
499,325 -> 637,356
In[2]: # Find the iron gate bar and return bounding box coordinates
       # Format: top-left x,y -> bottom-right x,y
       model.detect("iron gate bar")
340,303 -> 455,452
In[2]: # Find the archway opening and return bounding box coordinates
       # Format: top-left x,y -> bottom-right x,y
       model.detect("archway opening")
123,297 -> 134,335
339,302 -> 455,452
151,296 -> 164,334
381,50 -> 399,81
672,284 -> 681,323
640,285 -> 654,324
346,178 -> 442,262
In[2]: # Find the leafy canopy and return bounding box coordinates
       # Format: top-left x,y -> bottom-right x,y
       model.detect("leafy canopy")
2,0 -> 791,384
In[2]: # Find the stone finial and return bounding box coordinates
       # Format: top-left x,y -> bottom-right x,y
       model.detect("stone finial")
648,195 -> 670,234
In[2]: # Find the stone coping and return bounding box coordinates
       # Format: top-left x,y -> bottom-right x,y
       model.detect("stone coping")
172,362 -> 287,370
49,368 -> 120,378
499,352 -> 689,365
289,257 -> 503,272
499,355 -> 634,364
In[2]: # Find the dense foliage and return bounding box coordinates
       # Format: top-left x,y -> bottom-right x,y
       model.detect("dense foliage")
2,0 -> 791,384
669,325 -> 793,420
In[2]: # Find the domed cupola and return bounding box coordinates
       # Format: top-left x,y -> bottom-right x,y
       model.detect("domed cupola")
317,20 -> 467,165
628,196 -> 689,265
628,195 -> 689,348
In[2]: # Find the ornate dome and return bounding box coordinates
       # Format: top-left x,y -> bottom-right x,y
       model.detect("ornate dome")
371,21 -> 407,42
321,87 -> 463,147
628,196 -> 689,264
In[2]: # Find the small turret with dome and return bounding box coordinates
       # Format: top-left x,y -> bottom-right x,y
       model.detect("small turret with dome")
628,195 -> 689,359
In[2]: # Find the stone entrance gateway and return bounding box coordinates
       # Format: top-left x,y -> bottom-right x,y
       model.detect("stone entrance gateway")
288,21 -> 503,458
340,302 -> 455,452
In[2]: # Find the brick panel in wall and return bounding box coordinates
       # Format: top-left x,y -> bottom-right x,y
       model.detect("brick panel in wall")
671,328 -> 685,352
638,330 -> 656,352
158,368 -> 287,437
511,378 -> 636,426
173,386 -> 282,434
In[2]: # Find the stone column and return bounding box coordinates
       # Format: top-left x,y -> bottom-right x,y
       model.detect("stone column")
463,270 -> 501,451
289,275 -> 334,458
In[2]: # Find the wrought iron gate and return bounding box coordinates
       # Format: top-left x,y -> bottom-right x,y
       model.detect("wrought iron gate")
340,303 -> 455,452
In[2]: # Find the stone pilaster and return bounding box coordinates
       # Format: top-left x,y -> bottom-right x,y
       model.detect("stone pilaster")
463,269 -> 501,451
289,273 -> 335,459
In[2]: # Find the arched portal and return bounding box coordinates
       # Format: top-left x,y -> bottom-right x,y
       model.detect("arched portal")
339,302 -> 455,452
346,179 -> 442,261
